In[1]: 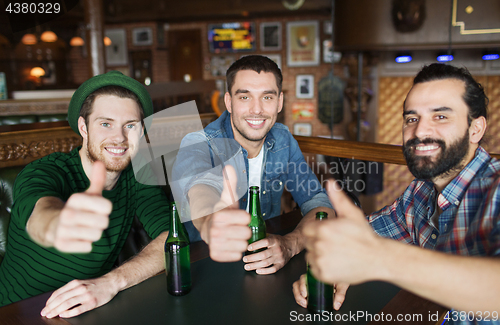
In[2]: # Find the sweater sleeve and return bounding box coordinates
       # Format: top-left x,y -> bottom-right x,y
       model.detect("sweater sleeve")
133,165 -> 171,239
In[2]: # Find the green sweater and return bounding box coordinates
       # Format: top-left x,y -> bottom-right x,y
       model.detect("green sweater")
0,148 -> 170,306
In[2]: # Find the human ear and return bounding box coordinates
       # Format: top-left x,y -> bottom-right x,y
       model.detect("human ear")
224,92 -> 232,113
78,116 -> 88,141
278,92 -> 284,113
469,116 -> 487,144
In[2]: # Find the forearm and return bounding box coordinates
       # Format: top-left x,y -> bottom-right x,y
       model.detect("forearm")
284,206 -> 335,257
376,238 -> 500,312
105,231 -> 169,293
26,197 -> 64,247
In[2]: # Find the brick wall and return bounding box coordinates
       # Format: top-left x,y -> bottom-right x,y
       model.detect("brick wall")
68,15 -> 350,136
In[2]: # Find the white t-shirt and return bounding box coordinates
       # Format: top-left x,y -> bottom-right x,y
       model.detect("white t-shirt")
246,146 -> 264,212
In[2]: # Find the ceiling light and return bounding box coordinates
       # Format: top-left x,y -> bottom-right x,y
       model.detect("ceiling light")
0,33 -> 9,47
395,54 -> 412,63
21,33 -> 37,45
104,36 -> 112,46
41,31 -> 58,42
30,67 -> 45,77
482,53 -> 499,61
437,54 -> 454,62
70,36 -> 84,46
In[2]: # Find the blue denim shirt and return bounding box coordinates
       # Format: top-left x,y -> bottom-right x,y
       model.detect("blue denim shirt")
172,111 -> 332,242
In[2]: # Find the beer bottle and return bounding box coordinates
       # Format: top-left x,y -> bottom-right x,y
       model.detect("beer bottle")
307,211 -> 334,313
246,186 -> 267,255
165,202 -> 191,296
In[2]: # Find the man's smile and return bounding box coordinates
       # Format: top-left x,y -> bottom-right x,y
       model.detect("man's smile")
104,147 -> 128,156
246,118 -> 266,128
414,143 -> 441,155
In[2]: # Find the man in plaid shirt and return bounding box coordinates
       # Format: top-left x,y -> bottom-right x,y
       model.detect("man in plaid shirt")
293,63 -> 499,324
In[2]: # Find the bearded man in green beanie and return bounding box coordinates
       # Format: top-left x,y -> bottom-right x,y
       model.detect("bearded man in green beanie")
0,71 -> 171,318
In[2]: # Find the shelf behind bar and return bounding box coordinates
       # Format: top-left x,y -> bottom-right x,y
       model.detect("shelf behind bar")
2,127 -> 500,169
294,135 -> 500,165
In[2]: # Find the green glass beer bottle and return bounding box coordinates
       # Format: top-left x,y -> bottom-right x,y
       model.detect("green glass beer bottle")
246,186 -> 267,255
307,211 -> 334,313
165,202 -> 191,296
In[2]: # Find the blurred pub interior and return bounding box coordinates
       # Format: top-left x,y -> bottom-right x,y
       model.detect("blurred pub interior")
0,0 -> 500,212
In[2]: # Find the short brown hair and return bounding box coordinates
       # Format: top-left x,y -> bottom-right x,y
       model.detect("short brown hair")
226,55 -> 283,95
79,85 -> 144,126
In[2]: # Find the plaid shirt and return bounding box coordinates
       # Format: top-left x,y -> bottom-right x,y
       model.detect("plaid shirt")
368,146 -> 500,325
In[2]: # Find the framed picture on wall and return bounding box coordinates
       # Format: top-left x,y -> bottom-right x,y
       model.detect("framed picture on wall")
210,56 -> 235,77
293,123 -> 312,136
322,40 -> 342,63
105,29 -> 128,66
264,54 -> 281,69
0,72 -> 7,100
323,20 -> 332,35
287,21 -> 319,67
132,27 -> 153,46
296,74 -> 314,99
208,22 -> 255,53
108,67 -> 130,76
292,102 -> 314,120
260,22 -> 282,51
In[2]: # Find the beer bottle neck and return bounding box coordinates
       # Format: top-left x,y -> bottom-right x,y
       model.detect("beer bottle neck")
316,212 -> 328,220
170,205 -> 180,237
249,189 -> 260,217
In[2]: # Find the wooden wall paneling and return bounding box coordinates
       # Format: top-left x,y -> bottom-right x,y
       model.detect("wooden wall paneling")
0,127 -> 81,168
483,76 -> 500,153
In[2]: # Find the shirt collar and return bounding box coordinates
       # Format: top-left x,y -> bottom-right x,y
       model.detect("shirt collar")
265,128 -> 276,149
221,111 -> 235,139
438,146 -> 491,210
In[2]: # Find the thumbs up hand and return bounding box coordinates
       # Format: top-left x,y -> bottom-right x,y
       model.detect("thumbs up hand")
201,165 -> 251,262
304,180 -> 382,286
50,161 -> 112,253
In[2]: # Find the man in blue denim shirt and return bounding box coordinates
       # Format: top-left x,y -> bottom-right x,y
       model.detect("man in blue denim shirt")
172,55 -> 333,274
293,64 -> 500,323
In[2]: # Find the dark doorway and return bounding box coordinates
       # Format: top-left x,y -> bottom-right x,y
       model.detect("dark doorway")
168,29 -> 202,82
130,50 -> 152,85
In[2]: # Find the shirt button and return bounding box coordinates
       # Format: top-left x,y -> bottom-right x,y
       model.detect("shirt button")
431,234 -> 437,240
263,191 -> 266,194
454,200 -> 459,205
279,181 -> 282,185
242,170 -> 246,173
263,213 -> 266,216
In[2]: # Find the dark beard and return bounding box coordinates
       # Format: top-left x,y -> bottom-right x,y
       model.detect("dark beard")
232,122 -> 268,142
87,141 -> 130,172
231,112 -> 272,143
403,131 -> 470,180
